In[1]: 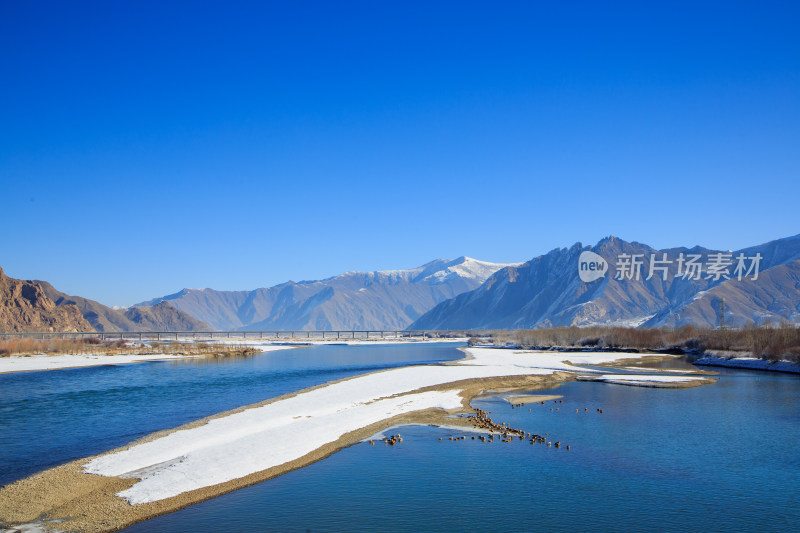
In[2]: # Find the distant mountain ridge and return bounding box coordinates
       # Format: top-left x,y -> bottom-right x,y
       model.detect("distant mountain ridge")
36,281 -> 212,333
137,257 -> 517,331
0,265 -> 211,333
8,235 -> 796,334
411,234 -> 800,330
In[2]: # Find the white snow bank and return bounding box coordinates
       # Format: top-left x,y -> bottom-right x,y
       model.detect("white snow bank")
590,374 -> 708,383
621,367 -> 703,374
0,345 -> 296,374
0,353 -> 199,374
577,373 -> 713,387
83,347 -> 676,504
460,348 -> 639,372
694,356 -> 800,374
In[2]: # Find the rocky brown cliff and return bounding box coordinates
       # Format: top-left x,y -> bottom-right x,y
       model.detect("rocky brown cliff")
0,266 -> 94,333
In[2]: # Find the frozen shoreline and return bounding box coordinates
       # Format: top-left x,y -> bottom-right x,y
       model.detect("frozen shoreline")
0,345 -> 296,374
693,356 -> 800,374
578,374 -> 711,388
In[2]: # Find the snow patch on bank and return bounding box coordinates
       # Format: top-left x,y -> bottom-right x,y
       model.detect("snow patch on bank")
577,373 -> 714,387
621,367 -> 703,374
694,356 -> 800,374
591,374 -> 708,383
0,345 -> 296,374
0,353 -> 196,374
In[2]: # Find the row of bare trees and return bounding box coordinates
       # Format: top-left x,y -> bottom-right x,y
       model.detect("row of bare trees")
479,324 -> 800,363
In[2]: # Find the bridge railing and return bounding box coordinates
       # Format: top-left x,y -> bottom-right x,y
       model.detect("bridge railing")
0,330 -> 477,341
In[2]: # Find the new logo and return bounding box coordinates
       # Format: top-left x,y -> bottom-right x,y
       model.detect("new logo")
578,251 -> 608,282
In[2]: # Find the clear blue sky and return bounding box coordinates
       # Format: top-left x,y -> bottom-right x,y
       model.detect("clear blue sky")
2,1 -> 798,307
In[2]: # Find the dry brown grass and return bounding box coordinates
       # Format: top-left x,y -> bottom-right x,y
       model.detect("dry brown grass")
0,338 -> 98,356
486,325 -> 800,363
0,338 -> 257,358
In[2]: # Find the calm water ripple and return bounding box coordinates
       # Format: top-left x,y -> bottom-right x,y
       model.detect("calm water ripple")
2,345 -> 798,532
0,343 -> 462,486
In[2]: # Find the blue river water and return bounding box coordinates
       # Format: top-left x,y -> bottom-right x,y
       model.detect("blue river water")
1,343 -> 799,532
0,343 -> 462,486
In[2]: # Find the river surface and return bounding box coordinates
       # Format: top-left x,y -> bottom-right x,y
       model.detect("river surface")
1,343 -> 798,532
0,343 -> 461,486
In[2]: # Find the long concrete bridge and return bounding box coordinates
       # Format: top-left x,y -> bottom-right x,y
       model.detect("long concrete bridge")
0,330 -> 482,341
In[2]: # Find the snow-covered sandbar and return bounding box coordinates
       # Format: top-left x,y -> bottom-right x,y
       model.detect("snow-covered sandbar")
0,347 -> 716,532
85,347 -> 621,504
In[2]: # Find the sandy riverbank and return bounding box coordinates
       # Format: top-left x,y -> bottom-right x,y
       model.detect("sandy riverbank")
505,394 -> 564,404
0,347 -> 716,532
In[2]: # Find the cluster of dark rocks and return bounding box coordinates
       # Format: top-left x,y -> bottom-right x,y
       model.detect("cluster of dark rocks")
369,433 -> 403,446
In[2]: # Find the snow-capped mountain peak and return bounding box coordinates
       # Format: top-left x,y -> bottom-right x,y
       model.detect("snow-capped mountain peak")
417,256 -> 520,285
135,256 -> 516,331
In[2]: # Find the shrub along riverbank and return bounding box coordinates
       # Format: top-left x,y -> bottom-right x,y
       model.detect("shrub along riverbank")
474,325 -> 800,364
0,337 -> 258,358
